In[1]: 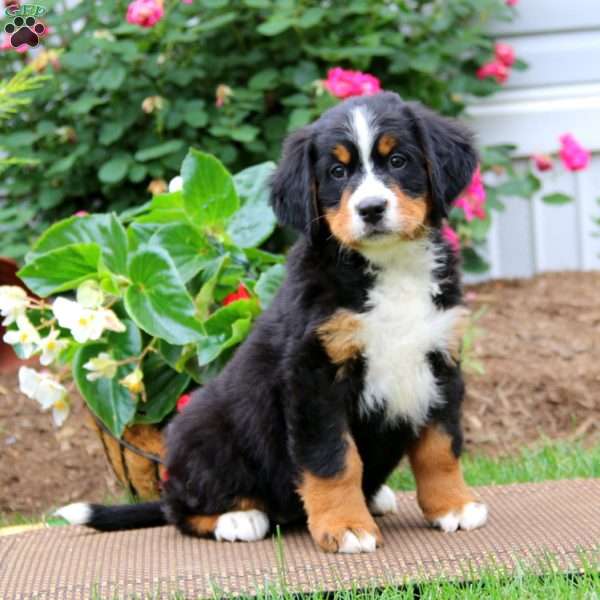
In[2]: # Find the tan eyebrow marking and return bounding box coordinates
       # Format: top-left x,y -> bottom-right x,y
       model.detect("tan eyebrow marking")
377,134 -> 396,157
332,144 -> 351,165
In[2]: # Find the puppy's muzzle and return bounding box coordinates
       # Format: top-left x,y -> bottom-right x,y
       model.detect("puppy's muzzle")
356,197 -> 387,226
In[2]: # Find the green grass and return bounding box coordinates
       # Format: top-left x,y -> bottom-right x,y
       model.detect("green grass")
387,439 -> 600,491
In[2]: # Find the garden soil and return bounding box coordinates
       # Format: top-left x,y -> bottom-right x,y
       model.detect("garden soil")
1,271 -> 598,517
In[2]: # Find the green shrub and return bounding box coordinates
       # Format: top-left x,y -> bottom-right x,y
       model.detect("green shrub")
0,0 -> 512,259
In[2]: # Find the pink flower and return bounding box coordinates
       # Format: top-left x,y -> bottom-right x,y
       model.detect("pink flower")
324,67 -> 381,99
442,224 -> 460,253
506,0 -> 518,5
532,154 -> 553,172
126,0 -> 164,28
182,0 -> 192,3
0,33 -> 27,53
476,60 -> 509,84
74,210 -> 89,217
454,166 -> 486,222
494,42 -> 515,67
559,134 -> 590,172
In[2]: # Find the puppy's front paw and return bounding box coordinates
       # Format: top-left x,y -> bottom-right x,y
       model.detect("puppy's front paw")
310,515 -> 382,554
430,501 -> 488,533
214,510 -> 270,542
369,485 -> 398,516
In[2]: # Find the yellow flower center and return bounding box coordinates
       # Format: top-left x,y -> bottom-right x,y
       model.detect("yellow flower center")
54,398 -> 67,411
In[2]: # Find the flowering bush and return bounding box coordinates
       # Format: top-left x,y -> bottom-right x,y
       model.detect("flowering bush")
1,0 -> 519,263
1,150 -> 285,435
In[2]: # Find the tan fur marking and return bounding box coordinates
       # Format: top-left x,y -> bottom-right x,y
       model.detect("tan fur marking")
298,436 -> 381,553
391,185 -> 429,240
408,426 -> 476,521
324,189 -> 356,247
333,144 -> 351,165
186,515 -> 220,537
377,134 -> 396,157
317,309 -> 364,365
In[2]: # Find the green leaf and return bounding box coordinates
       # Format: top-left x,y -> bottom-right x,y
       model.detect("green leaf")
18,243 -> 101,296
125,247 -> 204,344
149,223 -> 217,282
30,214 -> 128,276
497,173 -> 541,199
248,69 -> 279,91
183,100 -> 208,128
542,193 -> 572,205
255,264 -> 285,308
461,247 -> 490,274
72,320 -> 141,437
228,162 -> 277,247
182,149 -> 239,228
134,353 -> 190,424
134,191 -> 186,224
134,140 -> 185,162
230,125 -> 259,143
99,156 -> 129,183
257,16 -> 293,36
67,94 -> 106,115
195,255 -> 229,320
99,122 -> 126,145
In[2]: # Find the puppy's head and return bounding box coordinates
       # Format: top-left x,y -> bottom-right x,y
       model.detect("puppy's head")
270,92 -> 477,250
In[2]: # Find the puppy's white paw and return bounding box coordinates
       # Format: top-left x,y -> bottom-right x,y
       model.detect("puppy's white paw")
338,530 -> 377,554
214,509 -> 269,542
369,485 -> 398,516
431,502 -> 488,533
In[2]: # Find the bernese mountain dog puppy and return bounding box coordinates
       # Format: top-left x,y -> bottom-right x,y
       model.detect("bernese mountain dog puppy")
58,92 -> 488,554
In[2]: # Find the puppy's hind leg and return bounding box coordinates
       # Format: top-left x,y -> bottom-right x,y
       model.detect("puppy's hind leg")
183,500 -> 270,543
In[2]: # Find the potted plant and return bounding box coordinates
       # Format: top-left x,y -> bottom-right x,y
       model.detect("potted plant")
0,149 -> 285,498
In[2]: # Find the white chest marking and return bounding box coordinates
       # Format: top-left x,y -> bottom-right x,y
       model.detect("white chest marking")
357,241 -> 461,428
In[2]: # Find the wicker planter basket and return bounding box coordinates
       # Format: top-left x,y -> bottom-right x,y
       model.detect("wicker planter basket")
90,415 -> 167,500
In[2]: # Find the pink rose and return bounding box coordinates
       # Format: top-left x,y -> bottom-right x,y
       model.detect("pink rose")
559,134 -> 590,172
126,0 -> 164,28
494,42 -> 515,67
442,224 -> 460,253
454,166 -> 486,222
506,0 -> 518,5
476,60 -> 509,84
531,154 -> 553,172
324,67 -> 381,99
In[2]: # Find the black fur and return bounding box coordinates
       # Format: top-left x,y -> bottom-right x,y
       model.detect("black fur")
82,502 -> 165,531
81,93 -> 476,537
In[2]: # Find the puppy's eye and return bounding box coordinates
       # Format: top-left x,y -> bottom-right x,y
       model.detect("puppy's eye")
330,164 -> 347,179
389,153 -> 407,169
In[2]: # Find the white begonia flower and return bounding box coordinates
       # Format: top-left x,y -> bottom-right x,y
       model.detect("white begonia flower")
83,352 -> 118,381
3,315 -> 41,358
0,285 -> 29,326
52,297 -> 126,342
52,297 -> 105,343
39,329 -> 68,366
168,175 -> 183,193
98,308 -> 126,333
76,280 -> 104,309
18,366 -> 70,427
120,368 -> 144,394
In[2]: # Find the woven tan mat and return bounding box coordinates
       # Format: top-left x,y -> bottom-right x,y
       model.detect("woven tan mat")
1,480 -> 599,599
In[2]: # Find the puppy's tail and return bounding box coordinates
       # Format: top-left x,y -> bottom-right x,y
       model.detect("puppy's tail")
54,501 -> 166,532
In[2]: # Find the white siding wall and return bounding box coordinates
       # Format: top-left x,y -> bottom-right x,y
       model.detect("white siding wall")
465,0 -> 600,280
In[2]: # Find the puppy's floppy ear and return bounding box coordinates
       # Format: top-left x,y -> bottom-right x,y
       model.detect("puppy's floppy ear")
405,102 -> 477,223
270,125 -> 319,241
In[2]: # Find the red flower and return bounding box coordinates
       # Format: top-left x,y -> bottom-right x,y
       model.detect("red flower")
223,284 -> 251,306
494,42 -> 515,67
177,393 -> 191,412
160,468 -> 169,482
476,60 -> 509,84
442,224 -> 460,253
532,154 -> 553,172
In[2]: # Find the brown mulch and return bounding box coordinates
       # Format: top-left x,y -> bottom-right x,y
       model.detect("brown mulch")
1,271 -> 599,518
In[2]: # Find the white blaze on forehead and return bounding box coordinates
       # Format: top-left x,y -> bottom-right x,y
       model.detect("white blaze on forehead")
349,105 -> 376,174
347,105 -> 400,235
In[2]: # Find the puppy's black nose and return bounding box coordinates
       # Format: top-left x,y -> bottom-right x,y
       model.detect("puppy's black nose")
357,197 -> 387,225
